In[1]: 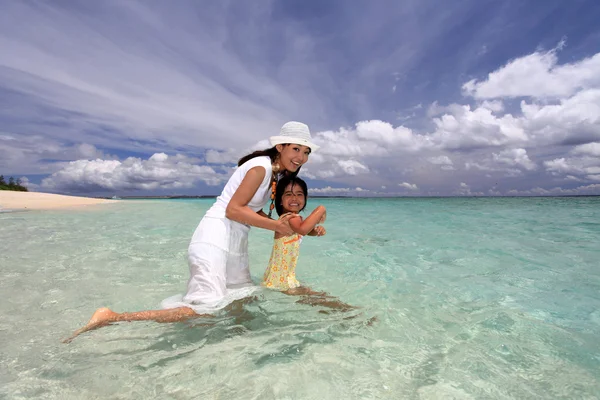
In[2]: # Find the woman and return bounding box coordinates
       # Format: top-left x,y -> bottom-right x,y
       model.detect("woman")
64,121 -> 319,342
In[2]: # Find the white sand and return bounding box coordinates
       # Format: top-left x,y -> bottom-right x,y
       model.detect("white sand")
0,191 -> 120,211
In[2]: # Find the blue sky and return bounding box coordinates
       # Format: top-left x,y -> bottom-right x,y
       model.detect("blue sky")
1,0 -> 600,196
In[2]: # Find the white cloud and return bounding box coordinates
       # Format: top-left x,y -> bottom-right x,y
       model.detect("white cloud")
492,148 -> 537,171
300,120 -> 433,181
309,186 -> 370,196
544,158 -> 577,175
453,182 -> 484,196
314,120 -> 430,159
2,3 -> 600,198
544,154 -> 600,182
430,105 -> 527,150
480,100 -> 504,113
0,1 -> 329,155
41,153 -> 226,193
316,128 -> 388,158
462,43 -> 600,99
205,149 -> 240,164
300,169 -> 337,180
572,142 -> 600,157
520,89 -> 600,146
337,159 -> 370,175
507,183 -> 600,196
427,156 -> 453,165
18,176 -> 30,186
399,182 -> 418,190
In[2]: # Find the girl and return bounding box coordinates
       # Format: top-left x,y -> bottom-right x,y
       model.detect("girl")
262,175 -> 355,311
64,122 -> 320,342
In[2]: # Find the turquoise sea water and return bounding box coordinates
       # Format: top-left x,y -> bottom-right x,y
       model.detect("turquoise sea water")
1,197 -> 599,399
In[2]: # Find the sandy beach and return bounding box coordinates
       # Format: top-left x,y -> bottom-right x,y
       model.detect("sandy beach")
0,191 -> 120,211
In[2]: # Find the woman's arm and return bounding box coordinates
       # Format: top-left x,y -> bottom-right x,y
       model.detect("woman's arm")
226,167 -> 294,235
256,210 -> 269,218
289,205 -> 326,236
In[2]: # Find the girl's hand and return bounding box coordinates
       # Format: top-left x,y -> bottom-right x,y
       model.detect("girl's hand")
313,225 -> 326,236
275,214 -> 295,236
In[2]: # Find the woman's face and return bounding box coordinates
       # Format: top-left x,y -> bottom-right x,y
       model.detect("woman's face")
277,143 -> 311,173
281,182 -> 306,213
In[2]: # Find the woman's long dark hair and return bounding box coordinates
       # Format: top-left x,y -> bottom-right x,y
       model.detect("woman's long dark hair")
275,175 -> 308,216
237,145 -> 301,178
238,146 -> 278,166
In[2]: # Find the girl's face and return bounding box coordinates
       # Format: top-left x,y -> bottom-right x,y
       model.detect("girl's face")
277,143 -> 311,173
281,182 -> 306,213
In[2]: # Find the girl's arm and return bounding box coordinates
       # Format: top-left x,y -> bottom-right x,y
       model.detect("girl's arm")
226,167 -> 294,236
288,205 -> 326,236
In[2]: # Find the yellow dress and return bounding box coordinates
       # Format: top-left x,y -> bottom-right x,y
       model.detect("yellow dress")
262,233 -> 302,290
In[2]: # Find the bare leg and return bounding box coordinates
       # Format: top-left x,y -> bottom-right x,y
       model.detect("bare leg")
63,306 -> 205,343
284,287 -> 327,297
297,296 -> 358,312
283,287 -> 358,312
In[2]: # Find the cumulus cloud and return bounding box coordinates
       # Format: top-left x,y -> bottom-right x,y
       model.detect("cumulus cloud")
41,153 -> 226,193
2,2 -> 600,197
453,182 -> 484,196
544,153 -> 600,182
520,89 -> 600,146
462,42 -> 600,99
542,140 -> 600,183
205,149 -> 241,164
309,186 -> 370,196
315,120 -> 431,158
427,156 -> 453,165
572,142 -> 600,157
398,182 -> 418,190
337,159 -> 370,175
506,183 -> 600,196
430,105 -> 527,150
480,100 -> 504,113
301,120 -> 432,181
492,148 -> 537,171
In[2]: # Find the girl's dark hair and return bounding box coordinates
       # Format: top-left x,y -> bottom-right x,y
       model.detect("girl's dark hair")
237,145 -> 301,178
275,175 -> 308,216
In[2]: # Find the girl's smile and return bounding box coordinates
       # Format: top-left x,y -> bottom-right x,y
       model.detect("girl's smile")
281,182 -> 306,213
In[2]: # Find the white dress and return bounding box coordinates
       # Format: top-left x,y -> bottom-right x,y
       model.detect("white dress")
161,156 -> 272,313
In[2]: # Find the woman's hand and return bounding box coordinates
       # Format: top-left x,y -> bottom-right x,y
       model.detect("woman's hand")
275,214 -> 295,236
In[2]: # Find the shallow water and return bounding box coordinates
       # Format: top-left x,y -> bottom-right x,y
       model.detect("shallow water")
1,197 -> 599,399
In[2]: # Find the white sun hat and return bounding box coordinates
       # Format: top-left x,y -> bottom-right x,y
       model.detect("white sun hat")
269,121 -> 320,151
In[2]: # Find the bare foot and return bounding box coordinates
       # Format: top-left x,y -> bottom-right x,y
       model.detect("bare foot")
62,307 -> 117,343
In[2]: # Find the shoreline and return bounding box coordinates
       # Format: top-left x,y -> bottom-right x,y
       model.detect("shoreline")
0,191 -> 120,211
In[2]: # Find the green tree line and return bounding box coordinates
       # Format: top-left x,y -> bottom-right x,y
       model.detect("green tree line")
0,175 -> 29,191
